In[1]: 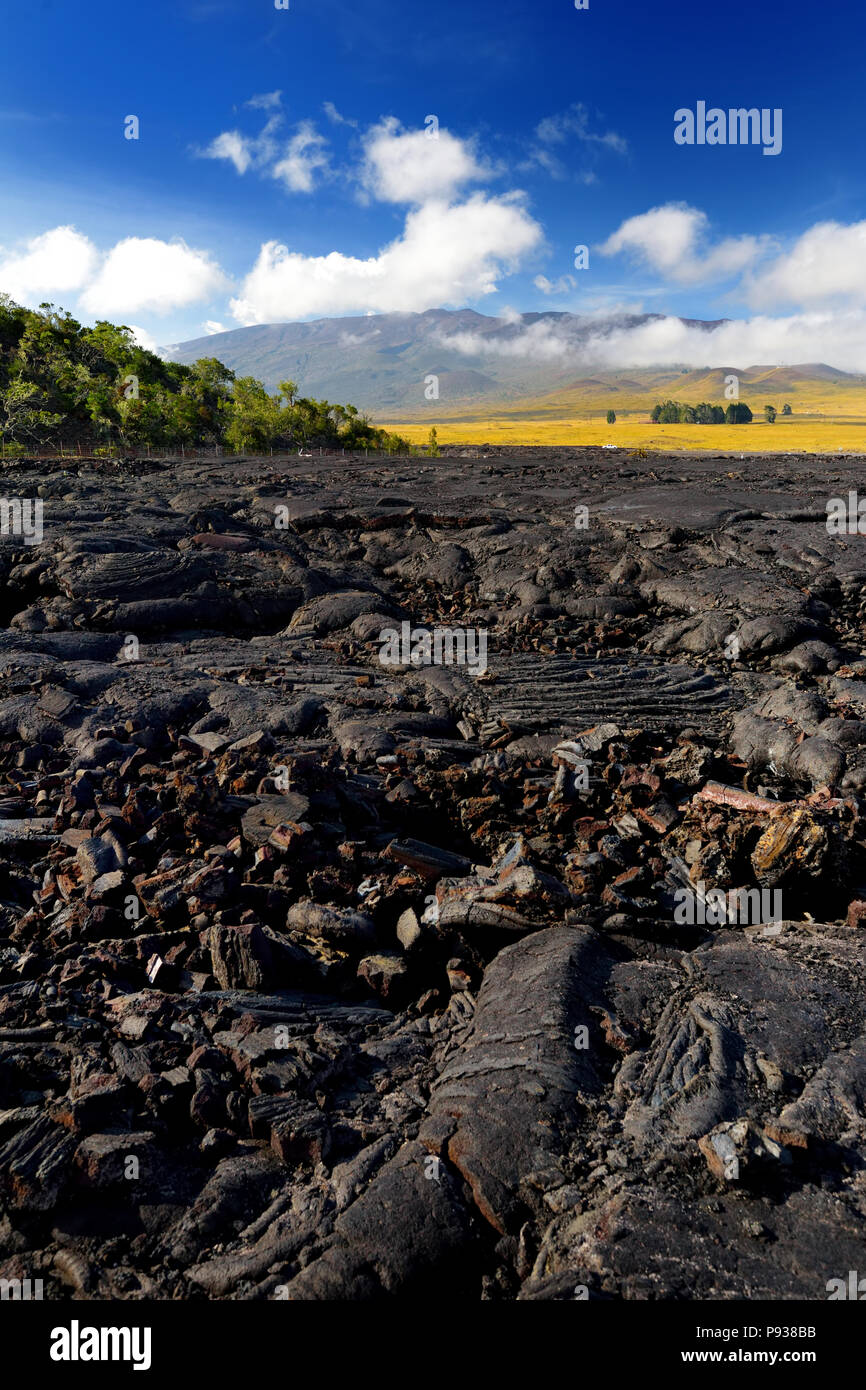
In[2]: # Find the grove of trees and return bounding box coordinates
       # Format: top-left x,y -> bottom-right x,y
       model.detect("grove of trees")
650,399 -> 753,424
0,295 -> 411,455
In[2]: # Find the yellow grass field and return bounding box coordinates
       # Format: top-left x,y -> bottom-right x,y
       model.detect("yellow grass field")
384,376 -> 866,452
385,414 -> 866,454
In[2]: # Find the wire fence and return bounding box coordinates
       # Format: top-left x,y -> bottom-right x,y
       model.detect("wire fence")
0,441 -> 421,463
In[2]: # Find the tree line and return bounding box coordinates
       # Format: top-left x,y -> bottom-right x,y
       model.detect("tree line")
647,399 -> 793,424
0,296 -> 412,454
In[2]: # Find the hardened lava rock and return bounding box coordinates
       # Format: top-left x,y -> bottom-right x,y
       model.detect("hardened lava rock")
1,445 -> 866,1301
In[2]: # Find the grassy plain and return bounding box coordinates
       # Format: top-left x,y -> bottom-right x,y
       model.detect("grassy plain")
384,373 -> 866,453
386,414 -> 866,453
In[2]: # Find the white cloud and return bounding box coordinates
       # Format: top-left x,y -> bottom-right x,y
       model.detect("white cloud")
79,237 -> 228,316
200,115 -> 281,175
230,193 -> 542,323
203,130 -> 255,175
0,226 -> 98,301
599,203 -> 767,286
521,146 -> 568,180
200,111 -> 489,204
438,317 -> 584,364
744,220 -> 866,310
246,90 -> 282,111
204,320 -> 226,334
535,104 -> 627,155
580,310 -> 866,373
600,204 -> 866,319
535,273 -> 577,295
521,104 -> 627,181
323,101 -> 357,128
340,328 -> 381,345
437,306 -> 866,374
272,122 -> 330,193
360,118 -> 490,204
127,323 -> 160,352
200,113 -> 329,194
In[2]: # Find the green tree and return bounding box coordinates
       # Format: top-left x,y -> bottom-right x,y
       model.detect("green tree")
0,380 -> 62,444
725,402 -> 753,424
653,398 -> 727,425
782,402 -> 792,415
427,427 -> 440,457
606,409 -> 616,424
764,405 -> 777,423
0,296 -> 417,457
224,376 -> 282,452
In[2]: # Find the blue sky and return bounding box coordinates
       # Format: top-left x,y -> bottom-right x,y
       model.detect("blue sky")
3,0 -> 866,367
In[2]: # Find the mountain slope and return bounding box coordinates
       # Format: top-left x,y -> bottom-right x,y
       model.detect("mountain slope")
165,310 -> 864,419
